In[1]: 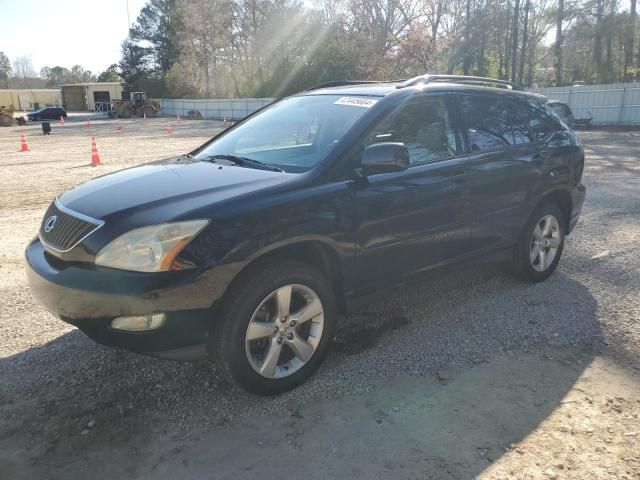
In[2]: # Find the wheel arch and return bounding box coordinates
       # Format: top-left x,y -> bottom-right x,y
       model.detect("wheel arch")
532,188 -> 572,233
220,240 -> 347,314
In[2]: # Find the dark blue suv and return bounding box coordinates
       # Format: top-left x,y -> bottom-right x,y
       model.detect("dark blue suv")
26,75 -> 586,394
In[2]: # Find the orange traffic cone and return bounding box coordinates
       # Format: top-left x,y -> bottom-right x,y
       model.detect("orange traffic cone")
116,121 -> 122,132
87,118 -> 92,128
166,123 -> 173,135
60,115 -> 65,126
19,132 -> 30,152
90,136 -> 101,166
143,112 -> 147,122
176,114 -> 181,122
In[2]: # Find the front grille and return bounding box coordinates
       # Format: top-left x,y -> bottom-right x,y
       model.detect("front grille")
39,200 -> 103,252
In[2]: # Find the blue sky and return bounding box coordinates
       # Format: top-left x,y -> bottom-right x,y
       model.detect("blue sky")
1,0 -> 148,74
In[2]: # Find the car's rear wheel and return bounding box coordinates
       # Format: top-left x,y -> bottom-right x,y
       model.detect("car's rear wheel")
211,260 -> 335,395
513,203 -> 565,282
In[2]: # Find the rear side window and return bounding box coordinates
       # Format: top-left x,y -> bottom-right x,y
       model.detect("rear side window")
510,101 -> 531,145
458,94 -> 529,152
528,101 -> 562,141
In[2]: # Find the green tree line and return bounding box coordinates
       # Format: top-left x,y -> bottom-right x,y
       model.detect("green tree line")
1,0 -> 638,96
118,0 -> 640,98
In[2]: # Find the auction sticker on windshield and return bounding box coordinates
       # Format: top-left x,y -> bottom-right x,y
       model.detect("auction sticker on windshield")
334,97 -> 378,108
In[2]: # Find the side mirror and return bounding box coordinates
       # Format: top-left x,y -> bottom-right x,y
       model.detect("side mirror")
360,142 -> 410,175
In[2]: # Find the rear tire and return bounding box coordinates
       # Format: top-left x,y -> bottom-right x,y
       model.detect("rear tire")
210,260 -> 336,395
513,203 -> 565,282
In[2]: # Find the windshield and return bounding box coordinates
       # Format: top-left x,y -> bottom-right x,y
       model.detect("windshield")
194,94 -> 380,172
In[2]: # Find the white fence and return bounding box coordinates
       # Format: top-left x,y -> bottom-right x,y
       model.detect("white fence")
531,83 -> 640,125
159,98 -> 274,121
159,84 -> 640,125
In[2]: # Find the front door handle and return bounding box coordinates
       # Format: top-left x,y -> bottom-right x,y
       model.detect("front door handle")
451,169 -> 468,183
532,153 -> 549,164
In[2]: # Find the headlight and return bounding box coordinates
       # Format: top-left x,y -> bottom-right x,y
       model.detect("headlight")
95,220 -> 208,272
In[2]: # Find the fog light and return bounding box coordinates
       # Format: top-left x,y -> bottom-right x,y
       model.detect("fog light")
111,313 -> 166,332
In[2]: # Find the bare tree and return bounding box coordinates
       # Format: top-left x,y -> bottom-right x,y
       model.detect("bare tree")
511,0 -> 521,81
0,51 -> 12,88
13,56 -> 36,88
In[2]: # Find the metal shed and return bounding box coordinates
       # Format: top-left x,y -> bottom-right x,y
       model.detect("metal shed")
60,82 -> 124,112
0,89 -> 62,111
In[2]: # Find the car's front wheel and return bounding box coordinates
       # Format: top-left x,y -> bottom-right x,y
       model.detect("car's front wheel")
211,260 -> 335,395
513,203 -> 565,282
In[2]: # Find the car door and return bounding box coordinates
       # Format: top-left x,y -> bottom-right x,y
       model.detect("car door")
506,99 -> 576,236
455,93 -> 542,251
352,93 -> 473,292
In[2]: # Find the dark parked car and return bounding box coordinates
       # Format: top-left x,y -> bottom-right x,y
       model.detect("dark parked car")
548,100 -> 594,130
547,100 -> 575,128
26,75 -> 586,394
28,107 -> 67,121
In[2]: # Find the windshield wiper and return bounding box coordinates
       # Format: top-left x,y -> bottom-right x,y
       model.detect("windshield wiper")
202,154 -> 284,172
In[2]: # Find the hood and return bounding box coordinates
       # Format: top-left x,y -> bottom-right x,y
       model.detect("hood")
58,157 -> 293,219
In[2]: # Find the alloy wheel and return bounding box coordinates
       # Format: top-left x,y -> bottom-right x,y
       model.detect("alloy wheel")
245,284 -> 324,379
530,214 -> 561,272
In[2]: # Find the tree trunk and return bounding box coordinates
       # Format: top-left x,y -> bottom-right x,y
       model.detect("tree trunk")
504,1 -> 513,80
605,0 -> 616,83
594,0 -> 604,82
478,26 -> 486,75
463,0 -> 472,75
519,0 -> 530,84
431,0 -> 443,41
554,0 -> 564,85
624,0 -> 637,80
511,0 -> 521,82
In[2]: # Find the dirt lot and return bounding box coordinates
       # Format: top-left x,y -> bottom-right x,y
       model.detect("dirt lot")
1,119 -> 639,479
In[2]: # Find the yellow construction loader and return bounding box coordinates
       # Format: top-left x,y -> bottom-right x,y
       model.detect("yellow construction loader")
109,92 -> 160,119
0,104 -> 26,127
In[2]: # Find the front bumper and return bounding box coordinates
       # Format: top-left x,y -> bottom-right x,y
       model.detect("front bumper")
25,239 -> 238,360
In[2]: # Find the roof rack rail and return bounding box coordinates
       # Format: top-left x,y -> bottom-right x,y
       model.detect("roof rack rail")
398,75 -> 523,91
305,80 -> 386,91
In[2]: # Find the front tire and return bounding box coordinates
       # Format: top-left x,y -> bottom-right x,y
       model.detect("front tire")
513,203 -> 565,282
211,260 -> 336,395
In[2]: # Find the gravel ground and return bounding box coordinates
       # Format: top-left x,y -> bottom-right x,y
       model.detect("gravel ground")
0,120 -> 638,479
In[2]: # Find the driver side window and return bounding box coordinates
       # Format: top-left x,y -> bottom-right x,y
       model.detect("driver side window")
364,95 -> 457,166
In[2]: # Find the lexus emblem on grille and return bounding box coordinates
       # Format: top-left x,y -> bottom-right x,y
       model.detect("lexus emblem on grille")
44,215 -> 57,233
